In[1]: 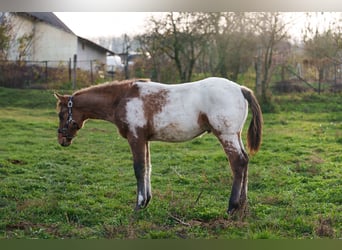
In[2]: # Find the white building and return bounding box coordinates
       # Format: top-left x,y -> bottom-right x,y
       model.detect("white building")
6,12 -> 115,70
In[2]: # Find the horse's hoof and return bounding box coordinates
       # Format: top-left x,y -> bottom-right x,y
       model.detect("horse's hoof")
228,201 -> 239,213
134,203 -> 148,211
135,205 -> 142,211
227,208 -> 236,216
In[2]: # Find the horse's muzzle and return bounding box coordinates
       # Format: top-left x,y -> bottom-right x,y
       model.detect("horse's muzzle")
58,133 -> 73,147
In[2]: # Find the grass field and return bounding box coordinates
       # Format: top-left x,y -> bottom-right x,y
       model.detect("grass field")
0,87 -> 341,239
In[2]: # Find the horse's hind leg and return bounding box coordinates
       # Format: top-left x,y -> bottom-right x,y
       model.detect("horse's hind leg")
237,160 -> 248,218
145,141 -> 152,207
217,133 -> 249,216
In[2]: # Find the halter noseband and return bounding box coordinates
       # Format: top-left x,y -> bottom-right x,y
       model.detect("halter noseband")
58,96 -> 77,139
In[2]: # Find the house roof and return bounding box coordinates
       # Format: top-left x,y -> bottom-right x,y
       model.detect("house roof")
16,12 -> 115,55
21,12 -> 75,34
78,36 -> 115,55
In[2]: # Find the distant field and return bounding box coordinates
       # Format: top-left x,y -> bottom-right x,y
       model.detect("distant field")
0,87 -> 341,239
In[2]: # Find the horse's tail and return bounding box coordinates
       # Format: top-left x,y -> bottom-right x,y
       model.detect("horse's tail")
241,87 -> 263,155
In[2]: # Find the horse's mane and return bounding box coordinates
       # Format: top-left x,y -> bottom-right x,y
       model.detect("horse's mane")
73,78 -> 150,96
74,80 -> 130,96
56,79 -> 150,110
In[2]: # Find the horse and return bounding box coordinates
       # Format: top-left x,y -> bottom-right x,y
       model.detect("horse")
54,77 -> 263,215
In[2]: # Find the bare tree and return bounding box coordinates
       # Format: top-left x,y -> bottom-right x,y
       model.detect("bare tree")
304,30 -> 340,94
206,12 -> 257,81
1,13 -> 35,61
302,13 -> 342,94
136,32 -> 166,82
0,12 -> 12,60
140,12 -> 209,82
207,12 -> 236,78
16,32 -> 34,61
254,12 -> 291,103
140,12 -> 258,83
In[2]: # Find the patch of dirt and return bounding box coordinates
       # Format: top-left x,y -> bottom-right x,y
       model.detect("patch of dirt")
168,213 -> 248,234
309,155 -> 325,165
315,217 -> 335,237
6,222 -> 60,237
7,159 -> 27,165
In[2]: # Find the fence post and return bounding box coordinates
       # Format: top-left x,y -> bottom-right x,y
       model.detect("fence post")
68,58 -> 72,82
44,61 -> 48,83
111,66 -> 114,81
72,54 -> 77,89
90,60 -> 93,84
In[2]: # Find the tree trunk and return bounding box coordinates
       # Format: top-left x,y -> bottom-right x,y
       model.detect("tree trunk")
255,46 -> 262,97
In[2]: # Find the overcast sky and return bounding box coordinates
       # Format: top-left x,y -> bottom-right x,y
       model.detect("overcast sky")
54,12 -> 341,42
54,12 -> 162,38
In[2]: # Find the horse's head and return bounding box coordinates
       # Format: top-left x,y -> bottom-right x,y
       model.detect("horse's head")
54,93 -> 85,147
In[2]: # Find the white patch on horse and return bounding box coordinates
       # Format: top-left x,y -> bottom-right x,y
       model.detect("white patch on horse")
137,82 -> 165,96
125,98 -> 147,138
138,192 -> 144,206
152,94 -> 204,141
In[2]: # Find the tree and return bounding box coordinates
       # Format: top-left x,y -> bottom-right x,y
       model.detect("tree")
206,12 -> 257,81
303,13 -> 342,94
140,12 -> 209,83
140,12 -> 258,83
0,12 -> 12,60
0,13 -> 35,61
16,32 -> 34,61
136,32 -> 167,82
304,30 -> 340,94
254,12 -> 291,103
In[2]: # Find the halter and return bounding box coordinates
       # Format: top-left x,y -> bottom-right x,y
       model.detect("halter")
58,96 -> 77,139
66,96 -> 74,124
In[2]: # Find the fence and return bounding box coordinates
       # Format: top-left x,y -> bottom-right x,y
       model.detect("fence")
0,59 -> 117,89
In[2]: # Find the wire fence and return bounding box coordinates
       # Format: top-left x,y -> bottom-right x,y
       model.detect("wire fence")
1,58 -> 341,93
0,59 -> 117,89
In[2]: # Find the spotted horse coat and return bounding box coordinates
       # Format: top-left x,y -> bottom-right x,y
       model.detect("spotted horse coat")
55,77 -> 263,216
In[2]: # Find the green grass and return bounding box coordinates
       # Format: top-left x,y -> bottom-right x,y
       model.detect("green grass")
0,87 -> 341,239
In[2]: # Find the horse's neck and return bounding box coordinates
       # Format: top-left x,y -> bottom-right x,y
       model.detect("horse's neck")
75,90 -> 117,122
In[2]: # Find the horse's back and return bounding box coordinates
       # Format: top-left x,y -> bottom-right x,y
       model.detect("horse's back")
136,77 -> 245,114
136,77 -> 243,100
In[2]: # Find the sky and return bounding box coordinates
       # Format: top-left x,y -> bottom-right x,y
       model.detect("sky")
54,12 -> 341,41
54,12 -> 161,38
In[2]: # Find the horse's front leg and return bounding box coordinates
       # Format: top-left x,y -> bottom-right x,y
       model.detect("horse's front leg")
129,137 -> 149,210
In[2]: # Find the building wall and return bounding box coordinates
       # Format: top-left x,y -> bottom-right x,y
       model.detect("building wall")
33,21 -> 77,66
7,14 -> 77,66
7,14 -> 35,61
77,39 -> 107,71
7,13 -> 108,71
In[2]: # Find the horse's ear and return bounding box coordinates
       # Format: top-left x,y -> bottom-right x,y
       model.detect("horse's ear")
54,92 -> 61,100
54,93 -> 66,102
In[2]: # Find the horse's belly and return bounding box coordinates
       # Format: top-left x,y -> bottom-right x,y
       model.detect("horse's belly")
150,122 -> 205,142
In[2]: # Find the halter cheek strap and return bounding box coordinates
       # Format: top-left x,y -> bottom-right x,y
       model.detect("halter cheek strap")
67,96 -> 74,124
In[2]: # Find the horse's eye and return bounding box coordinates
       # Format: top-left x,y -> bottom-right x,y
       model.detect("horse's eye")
58,112 -> 64,120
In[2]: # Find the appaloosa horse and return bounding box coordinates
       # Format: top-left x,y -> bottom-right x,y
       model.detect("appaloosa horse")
55,77 -> 263,215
